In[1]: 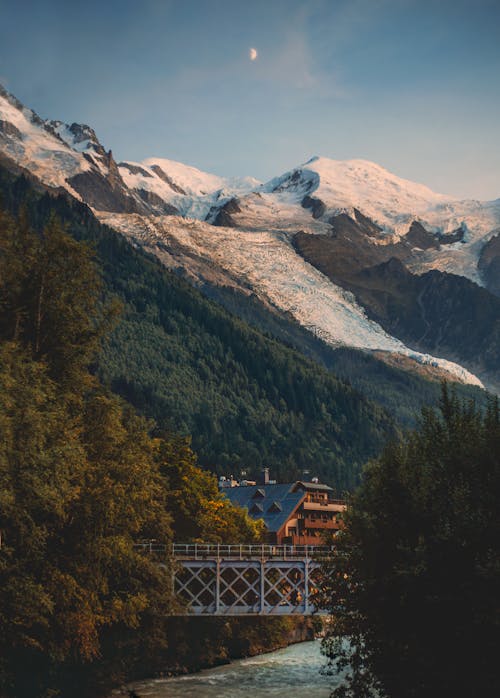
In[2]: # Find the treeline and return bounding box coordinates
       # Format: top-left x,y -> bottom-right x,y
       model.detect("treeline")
0,208 -> 270,697
322,387 -> 500,697
202,285 -> 488,429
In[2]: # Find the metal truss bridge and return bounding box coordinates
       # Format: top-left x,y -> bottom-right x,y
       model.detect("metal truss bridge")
136,543 -> 333,616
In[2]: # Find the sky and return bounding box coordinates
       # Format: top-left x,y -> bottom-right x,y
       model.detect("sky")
0,0 -> 499,199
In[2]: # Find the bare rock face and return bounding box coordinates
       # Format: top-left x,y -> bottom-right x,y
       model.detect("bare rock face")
352,208 -> 384,238
119,162 -> 153,178
301,195 -> 326,219
294,212 -> 395,284
103,149 -> 126,189
293,206 -> 500,391
295,214 -> 456,290
68,142 -> 147,213
438,225 -> 465,245
68,170 -> 144,213
211,197 -> 241,227
479,232 -> 500,297
329,209 -> 384,241
0,84 -> 23,110
405,221 -> 439,250
0,119 -> 22,140
70,123 -> 107,156
136,187 -> 180,215
271,168 -> 318,196
150,164 -> 187,195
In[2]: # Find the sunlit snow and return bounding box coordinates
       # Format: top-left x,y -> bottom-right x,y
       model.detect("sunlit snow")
0,90 -> 91,192
119,157 -> 260,218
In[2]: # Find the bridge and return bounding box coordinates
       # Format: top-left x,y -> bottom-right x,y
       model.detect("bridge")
136,543 -> 333,616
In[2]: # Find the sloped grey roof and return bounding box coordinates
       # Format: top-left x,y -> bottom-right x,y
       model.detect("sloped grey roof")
223,483 -> 305,533
294,481 -> 333,492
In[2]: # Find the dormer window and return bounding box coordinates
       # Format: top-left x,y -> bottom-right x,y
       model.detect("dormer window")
268,501 -> 282,513
252,488 -> 266,498
250,502 -> 264,514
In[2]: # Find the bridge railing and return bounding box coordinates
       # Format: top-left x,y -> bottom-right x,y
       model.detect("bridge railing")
132,541 -> 167,557
172,543 -> 333,560
133,542 -> 334,560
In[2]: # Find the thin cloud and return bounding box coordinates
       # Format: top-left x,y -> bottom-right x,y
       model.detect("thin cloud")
255,31 -> 321,90
160,24 -> 346,102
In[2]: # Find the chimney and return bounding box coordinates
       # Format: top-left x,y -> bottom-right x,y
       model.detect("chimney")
260,467 -> 270,485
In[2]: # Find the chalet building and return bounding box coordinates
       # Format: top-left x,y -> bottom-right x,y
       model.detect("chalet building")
223,478 -> 346,545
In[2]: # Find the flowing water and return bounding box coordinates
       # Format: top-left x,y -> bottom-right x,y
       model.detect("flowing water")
121,640 -> 343,697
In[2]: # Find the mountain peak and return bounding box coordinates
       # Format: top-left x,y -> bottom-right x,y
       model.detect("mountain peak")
263,155 -> 454,231
47,120 -> 107,158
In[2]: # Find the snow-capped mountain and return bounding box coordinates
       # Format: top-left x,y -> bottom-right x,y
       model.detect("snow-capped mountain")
222,156 -> 500,286
1,84 -> 499,391
263,155 -> 450,227
0,85 -> 91,191
118,157 -> 260,219
263,155 -> 499,238
0,84 -> 259,218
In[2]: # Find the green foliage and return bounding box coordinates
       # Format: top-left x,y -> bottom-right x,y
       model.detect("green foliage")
322,385 -> 500,698
0,347 -> 175,695
157,434 -> 265,543
0,212 -> 176,696
2,167 -> 495,697
323,346 -> 488,428
205,285 -> 488,429
94,240 -> 395,490
0,207 -> 111,386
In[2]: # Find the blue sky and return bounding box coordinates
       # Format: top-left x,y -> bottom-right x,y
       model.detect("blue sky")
1,0 -> 499,198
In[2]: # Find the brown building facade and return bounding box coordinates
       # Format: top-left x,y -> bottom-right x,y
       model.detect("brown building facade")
281,481 -> 345,545
222,479 -> 346,545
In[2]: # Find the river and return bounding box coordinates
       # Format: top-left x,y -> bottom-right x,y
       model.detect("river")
119,640 -> 343,697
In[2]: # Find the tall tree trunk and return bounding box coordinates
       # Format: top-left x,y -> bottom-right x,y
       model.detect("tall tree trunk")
13,311 -> 21,341
35,275 -> 45,355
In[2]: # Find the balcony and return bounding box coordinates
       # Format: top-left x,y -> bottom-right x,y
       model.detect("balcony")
302,501 -> 345,512
301,518 -> 341,530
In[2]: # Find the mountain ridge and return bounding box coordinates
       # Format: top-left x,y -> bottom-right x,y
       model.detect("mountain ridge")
1,84 -> 499,391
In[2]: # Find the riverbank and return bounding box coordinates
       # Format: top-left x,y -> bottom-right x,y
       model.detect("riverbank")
113,640 -> 336,698
127,616 -> 323,681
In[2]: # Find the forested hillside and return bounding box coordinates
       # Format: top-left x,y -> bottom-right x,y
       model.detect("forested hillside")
0,165 -> 487,489
0,206 -> 307,697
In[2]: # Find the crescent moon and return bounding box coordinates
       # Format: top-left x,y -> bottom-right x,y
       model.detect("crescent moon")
249,48 -> 258,61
